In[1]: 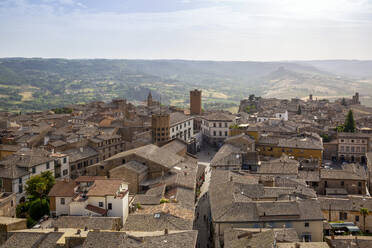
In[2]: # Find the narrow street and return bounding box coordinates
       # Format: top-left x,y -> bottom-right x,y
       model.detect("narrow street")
194,145 -> 216,248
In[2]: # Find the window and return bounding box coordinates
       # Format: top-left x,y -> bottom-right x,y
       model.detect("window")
18,185 -> 23,193
355,215 -> 359,222
60,198 -> 65,205
219,123 -> 222,127
213,131 -> 216,136
90,160 -> 93,165
184,123 -> 186,127
32,167 -> 36,173
340,146 -> 344,152
10,200 -> 13,207
63,157 -> 67,163
304,222 -> 309,227
358,182 -> 362,187
213,123 -> 216,127
301,234 -> 312,242
219,131 -> 222,136
225,122 -> 228,127
63,169 -> 68,176
225,131 -> 228,136
339,212 -> 348,220
19,178 -> 22,184
351,147 -> 355,152
341,181 -> 344,186
122,159 -> 126,164
99,202 -> 103,207
46,162 -> 50,169
172,128 -> 174,132
108,203 -> 112,210
71,165 -> 75,171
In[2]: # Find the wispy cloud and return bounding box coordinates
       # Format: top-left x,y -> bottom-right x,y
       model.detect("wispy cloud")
0,0 -> 371,60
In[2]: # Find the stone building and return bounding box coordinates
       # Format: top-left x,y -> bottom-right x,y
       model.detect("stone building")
0,193 -> 16,218
190,89 -> 202,115
337,132 -> 369,163
319,196 -> 372,233
201,112 -> 236,146
316,164 -> 367,196
151,113 -> 170,146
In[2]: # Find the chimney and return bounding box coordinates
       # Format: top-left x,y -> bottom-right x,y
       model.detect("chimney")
164,228 -> 168,235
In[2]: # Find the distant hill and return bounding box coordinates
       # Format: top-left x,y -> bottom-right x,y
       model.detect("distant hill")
0,58 -> 371,112
301,60 -> 372,78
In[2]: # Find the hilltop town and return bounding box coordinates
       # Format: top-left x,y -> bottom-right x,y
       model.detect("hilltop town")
1,90 -> 372,248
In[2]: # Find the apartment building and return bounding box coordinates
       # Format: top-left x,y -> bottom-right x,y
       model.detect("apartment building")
201,112 -> 236,146
337,132 -> 369,163
49,177 -> 129,225
169,112 -> 194,142
0,149 -> 59,203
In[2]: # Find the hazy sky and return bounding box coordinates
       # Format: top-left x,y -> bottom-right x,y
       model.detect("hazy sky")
0,0 -> 372,60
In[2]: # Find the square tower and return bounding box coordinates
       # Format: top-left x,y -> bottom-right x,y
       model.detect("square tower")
190,89 -> 202,115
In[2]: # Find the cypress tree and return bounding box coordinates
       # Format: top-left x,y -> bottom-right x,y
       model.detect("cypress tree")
343,110 -> 356,132
297,105 -> 302,115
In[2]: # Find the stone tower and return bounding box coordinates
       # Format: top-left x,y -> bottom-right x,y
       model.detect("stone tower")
151,113 -> 170,145
147,91 -> 153,107
190,89 -> 202,115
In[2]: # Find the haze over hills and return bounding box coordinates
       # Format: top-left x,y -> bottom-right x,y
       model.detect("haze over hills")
0,58 -> 372,113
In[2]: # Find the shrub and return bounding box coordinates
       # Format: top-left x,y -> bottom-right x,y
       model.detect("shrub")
28,198 -> 49,221
160,198 -> 170,204
26,217 -> 37,228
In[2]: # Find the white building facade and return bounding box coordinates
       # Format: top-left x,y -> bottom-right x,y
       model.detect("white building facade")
50,179 -> 129,225
201,113 -> 236,146
169,113 -> 194,142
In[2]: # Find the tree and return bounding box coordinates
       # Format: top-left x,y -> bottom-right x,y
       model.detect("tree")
343,110 -> 356,133
341,98 -> 347,106
297,105 -> 302,115
28,198 -> 49,221
360,208 -> 369,232
25,171 -> 55,200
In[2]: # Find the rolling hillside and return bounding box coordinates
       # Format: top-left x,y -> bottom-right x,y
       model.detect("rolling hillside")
0,58 -> 371,112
